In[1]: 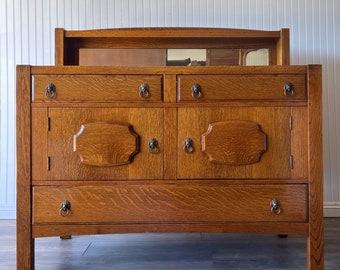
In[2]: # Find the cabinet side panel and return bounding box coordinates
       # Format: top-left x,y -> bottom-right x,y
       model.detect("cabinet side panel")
16,65 -> 34,269
307,65 -> 324,269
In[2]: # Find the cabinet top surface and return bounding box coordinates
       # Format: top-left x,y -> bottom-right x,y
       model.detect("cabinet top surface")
60,27 -> 286,38
29,65 -> 310,75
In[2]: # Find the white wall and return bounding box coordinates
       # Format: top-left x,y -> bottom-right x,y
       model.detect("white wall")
1,0 -> 339,218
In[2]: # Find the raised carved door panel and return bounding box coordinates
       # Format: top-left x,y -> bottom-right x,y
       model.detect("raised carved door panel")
177,107 -> 295,179
32,107 -> 164,181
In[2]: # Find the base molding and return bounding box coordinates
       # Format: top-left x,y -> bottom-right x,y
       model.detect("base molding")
323,202 -> 340,217
0,207 -> 16,219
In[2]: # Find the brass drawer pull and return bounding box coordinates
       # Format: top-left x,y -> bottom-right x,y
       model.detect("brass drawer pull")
59,200 -> 71,217
183,138 -> 194,153
148,138 -> 160,154
45,83 -> 56,99
270,199 -> 281,215
191,83 -> 202,99
139,83 -> 150,99
284,82 -> 294,96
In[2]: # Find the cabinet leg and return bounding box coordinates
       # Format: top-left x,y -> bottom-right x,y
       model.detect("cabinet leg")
60,235 -> 72,239
17,224 -> 34,269
307,232 -> 324,270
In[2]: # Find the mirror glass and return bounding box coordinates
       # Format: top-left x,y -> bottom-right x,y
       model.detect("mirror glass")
79,48 -> 270,66
245,49 -> 269,66
166,49 -> 206,66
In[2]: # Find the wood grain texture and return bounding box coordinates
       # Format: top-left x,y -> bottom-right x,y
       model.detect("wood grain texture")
163,107 -> 177,180
163,74 -> 177,103
31,108 -> 48,180
54,28 -> 64,65
17,28 -> 323,270
177,107 -> 292,179
33,184 -> 307,224
178,75 -> 306,101
74,122 -> 140,166
63,27 -> 284,38
33,75 -> 163,102
57,27 -> 288,66
30,65 -> 308,76
32,222 -> 309,238
277,28 -> 290,65
202,120 -> 266,165
291,107 -> 308,179
44,107 -> 164,180
307,65 -> 324,269
79,48 -> 166,66
16,65 -> 34,269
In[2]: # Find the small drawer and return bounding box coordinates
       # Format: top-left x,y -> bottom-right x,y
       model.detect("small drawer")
33,184 -> 307,224
177,75 -> 306,101
33,75 -> 163,102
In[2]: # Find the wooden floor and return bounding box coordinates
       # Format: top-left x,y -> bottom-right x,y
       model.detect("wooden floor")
1,218 -> 339,270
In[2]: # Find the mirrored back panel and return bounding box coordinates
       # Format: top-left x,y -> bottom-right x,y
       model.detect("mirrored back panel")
79,48 -> 270,66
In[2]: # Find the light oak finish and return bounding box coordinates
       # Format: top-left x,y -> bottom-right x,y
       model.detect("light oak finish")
177,107 -> 293,179
177,74 -> 306,101
33,184 -> 307,224
33,75 -> 163,102
73,122 -> 140,166
201,120 -> 267,165
17,28 -> 322,270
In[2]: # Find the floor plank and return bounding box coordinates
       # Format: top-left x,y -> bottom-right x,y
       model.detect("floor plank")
1,218 -> 339,269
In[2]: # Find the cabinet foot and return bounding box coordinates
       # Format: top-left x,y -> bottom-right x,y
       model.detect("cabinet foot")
60,235 -> 72,239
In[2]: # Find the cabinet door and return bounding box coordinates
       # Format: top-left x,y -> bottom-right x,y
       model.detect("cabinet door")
178,107 -> 294,179
32,107 -> 163,180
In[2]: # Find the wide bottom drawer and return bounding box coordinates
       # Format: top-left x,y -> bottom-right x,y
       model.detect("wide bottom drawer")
33,184 -> 307,224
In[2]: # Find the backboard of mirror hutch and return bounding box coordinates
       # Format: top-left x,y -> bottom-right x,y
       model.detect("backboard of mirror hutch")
55,27 -> 290,66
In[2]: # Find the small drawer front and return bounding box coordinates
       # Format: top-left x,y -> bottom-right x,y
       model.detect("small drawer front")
33,184 -> 307,224
33,75 -> 163,102
177,75 -> 306,101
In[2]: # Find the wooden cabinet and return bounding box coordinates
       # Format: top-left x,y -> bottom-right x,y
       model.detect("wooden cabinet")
17,28 -> 323,270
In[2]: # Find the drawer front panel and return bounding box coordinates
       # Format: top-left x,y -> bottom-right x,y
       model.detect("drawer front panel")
178,75 -> 306,101
32,107 -> 164,180
33,75 -> 163,102
33,184 -> 307,224
178,107 -> 297,179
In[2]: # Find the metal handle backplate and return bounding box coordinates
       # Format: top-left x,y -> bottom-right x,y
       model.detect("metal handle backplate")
270,199 -> 281,215
59,200 -> 71,217
45,83 -> 56,99
284,82 -> 294,96
148,138 -> 160,154
191,83 -> 202,99
139,83 -> 150,99
183,138 -> 194,153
